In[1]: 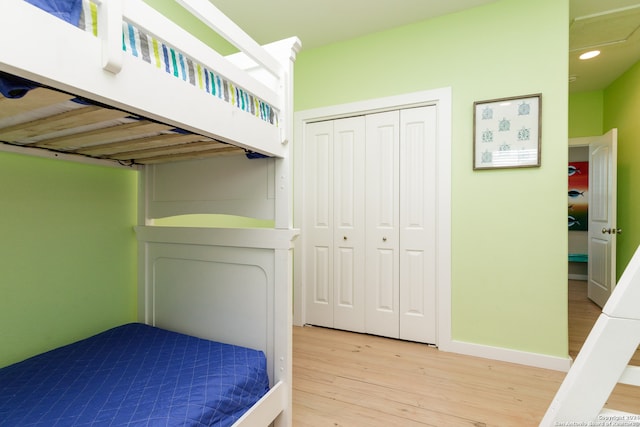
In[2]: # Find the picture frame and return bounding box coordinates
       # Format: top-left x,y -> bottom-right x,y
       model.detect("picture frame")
473,93 -> 541,170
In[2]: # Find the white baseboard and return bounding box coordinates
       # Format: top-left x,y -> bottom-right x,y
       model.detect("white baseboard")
568,274 -> 587,281
441,340 -> 572,372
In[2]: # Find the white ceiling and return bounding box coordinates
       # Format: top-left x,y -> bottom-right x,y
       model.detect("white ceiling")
569,0 -> 640,92
210,0 -> 640,93
210,0 -> 498,50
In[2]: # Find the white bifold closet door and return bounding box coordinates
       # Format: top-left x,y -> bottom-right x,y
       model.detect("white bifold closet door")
304,106 -> 436,344
304,117 -> 366,333
399,106 -> 437,344
365,111 -> 400,339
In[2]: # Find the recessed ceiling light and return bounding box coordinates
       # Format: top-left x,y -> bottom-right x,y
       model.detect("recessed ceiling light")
579,50 -> 600,60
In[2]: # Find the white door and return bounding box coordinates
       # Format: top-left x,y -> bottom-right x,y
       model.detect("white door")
333,117 -> 366,332
399,106 -> 437,343
304,108 -> 438,343
303,120 -> 334,328
365,111 -> 400,339
588,129 -> 618,307
304,117 -> 366,330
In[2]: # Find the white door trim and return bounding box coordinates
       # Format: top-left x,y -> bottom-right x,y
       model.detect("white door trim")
292,87 -> 452,349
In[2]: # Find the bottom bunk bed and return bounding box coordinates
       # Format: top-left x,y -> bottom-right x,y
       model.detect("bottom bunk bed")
0,323 -> 271,426
1,0 -> 298,424
0,222 -> 296,427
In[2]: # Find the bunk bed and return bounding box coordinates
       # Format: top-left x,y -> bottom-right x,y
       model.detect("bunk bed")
0,0 -> 300,426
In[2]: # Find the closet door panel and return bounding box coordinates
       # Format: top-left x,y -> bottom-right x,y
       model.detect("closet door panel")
404,250 -> 426,312
374,248 -> 396,311
304,121 -> 334,328
311,247 -> 331,303
365,111 -> 400,339
399,106 -> 437,343
333,117 -> 366,332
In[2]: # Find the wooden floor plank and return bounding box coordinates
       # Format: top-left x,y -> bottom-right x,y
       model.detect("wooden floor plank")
293,280 -> 640,426
293,326 -> 562,426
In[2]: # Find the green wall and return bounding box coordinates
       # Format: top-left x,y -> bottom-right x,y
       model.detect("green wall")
569,91 -> 603,137
296,0 -> 569,357
603,60 -> 640,277
0,152 -> 137,368
568,59 -> 640,279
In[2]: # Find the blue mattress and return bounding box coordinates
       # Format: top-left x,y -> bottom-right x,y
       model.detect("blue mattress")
0,323 -> 269,426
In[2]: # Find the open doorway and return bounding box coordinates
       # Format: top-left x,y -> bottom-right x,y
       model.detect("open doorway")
567,145 -> 594,359
568,131 -> 618,309
568,145 -> 589,281
568,132 -> 632,363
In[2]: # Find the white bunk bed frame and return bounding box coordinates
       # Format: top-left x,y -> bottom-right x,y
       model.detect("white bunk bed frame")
542,245 -> 640,425
0,1 -> 300,426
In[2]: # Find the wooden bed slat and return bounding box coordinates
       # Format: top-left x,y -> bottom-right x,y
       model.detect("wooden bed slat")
36,121 -> 174,150
111,140 -> 230,160
76,133 -> 212,157
0,88 -> 73,120
0,106 -> 129,141
137,146 -> 243,164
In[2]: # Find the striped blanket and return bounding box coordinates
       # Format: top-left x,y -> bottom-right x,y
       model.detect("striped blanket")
80,0 -> 279,126
16,0 -> 278,126
79,0 -> 278,126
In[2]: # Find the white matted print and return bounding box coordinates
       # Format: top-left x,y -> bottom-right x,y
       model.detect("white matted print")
473,94 -> 541,170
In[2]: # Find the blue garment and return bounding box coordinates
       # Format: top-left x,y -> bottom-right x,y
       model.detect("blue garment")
25,0 -> 83,25
0,72 -> 37,99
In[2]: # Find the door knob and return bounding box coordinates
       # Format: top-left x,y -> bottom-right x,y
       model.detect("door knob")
602,227 -> 623,235
382,237 -> 387,242
343,236 -> 347,241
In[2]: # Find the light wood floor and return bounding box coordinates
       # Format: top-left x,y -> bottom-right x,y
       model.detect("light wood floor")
292,280 -> 640,426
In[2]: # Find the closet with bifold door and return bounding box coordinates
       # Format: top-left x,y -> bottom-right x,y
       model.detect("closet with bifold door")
303,106 -> 437,344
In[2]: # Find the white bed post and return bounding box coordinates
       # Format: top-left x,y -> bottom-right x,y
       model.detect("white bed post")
272,38 -> 301,427
272,37 -> 301,230
541,245 -> 640,424
137,162 -> 152,326
97,0 -> 123,74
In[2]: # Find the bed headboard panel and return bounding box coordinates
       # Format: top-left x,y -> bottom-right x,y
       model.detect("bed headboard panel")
136,226 -> 297,385
144,154 -> 275,220
150,244 -> 273,355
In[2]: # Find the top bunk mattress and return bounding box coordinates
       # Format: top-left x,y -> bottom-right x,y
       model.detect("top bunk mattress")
0,323 -> 270,426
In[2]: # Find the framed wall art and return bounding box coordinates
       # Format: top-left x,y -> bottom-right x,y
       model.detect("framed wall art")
473,93 -> 541,170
